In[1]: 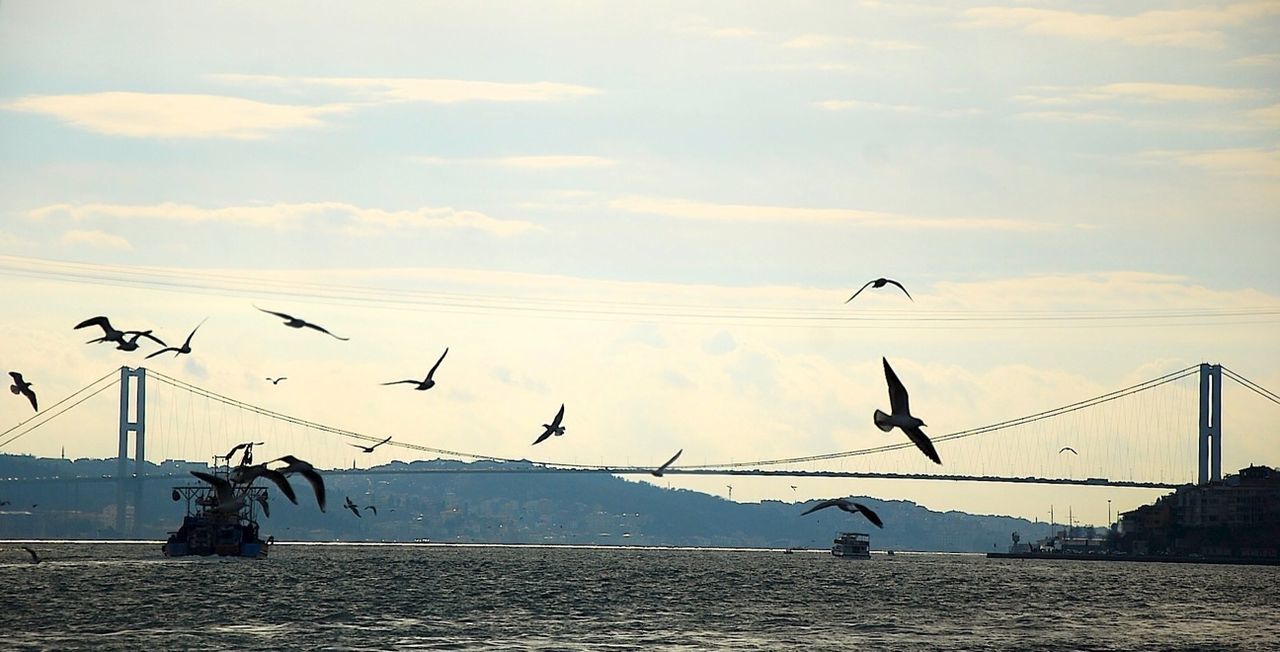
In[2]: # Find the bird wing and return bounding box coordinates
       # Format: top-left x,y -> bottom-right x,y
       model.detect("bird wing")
365,505 -> 377,515
256,468 -> 299,504
550,403 -> 565,428
374,435 -> 392,448
853,503 -> 885,528
381,379 -> 421,386
8,371 -> 22,384
145,347 -> 179,359
297,468 -> 326,511
24,388 -> 37,412
657,449 -> 683,472
125,330 -> 167,346
801,499 -> 843,516
191,471 -> 233,504
532,429 -> 554,446
180,320 -> 206,349
882,357 -> 911,416
74,316 -> 113,333
425,347 -> 448,381
22,546 -> 39,563
904,425 -> 942,465
225,442 -> 250,460
884,279 -> 913,300
347,443 -> 371,451
845,280 -> 875,303
303,321 -> 349,340
1059,447 -> 1078,455
255,306 -> 295,321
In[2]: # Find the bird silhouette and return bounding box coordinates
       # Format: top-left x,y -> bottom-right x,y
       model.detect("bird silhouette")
846,277 -> 912,303
228,464 -> 299,505
255,306 -> 349,340
269,455 -> 326,511
74,316 -> 126,345
874,357 -> 941,464
364,505 -> 378,516
651,449 -> 683,477
145,318 -> 206,359
190,471 -> 243,512
349,435 -> 392,453
21,546 -> 41,564
224,441 -> 264,466
115,330 -> 166,352
344,496 -> 362,518
532,404 -> 566,445
382,348 -> 448,391
266,377 -> 287,385
801,499 -> 884,528
1059,447 -> 1079,455
8,372 -> 37,411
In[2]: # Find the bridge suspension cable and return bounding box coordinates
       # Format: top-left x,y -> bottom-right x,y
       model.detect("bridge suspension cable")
1220,366 -> 1280,406
0,369 -> 122,449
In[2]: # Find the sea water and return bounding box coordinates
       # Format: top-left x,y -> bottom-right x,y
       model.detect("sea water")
1,543 -> 1276,650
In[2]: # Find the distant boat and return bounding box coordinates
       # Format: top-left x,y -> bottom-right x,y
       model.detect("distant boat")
831,532 -> 871,559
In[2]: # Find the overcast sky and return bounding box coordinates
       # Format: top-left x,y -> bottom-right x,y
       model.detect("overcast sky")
1,1 -> 1277,525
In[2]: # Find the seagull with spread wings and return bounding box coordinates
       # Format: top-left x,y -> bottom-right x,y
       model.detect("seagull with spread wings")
846,277 -> 913,303
145,318 -> 206,359
8,372 -> 37,412
255,306 -> 349,341
382,348 -> 448,391
532,404 -> 566,445
651,449 -> 683,477
801,498 -> 884,528
873,357 -> 941,465
349,435 -> 392,453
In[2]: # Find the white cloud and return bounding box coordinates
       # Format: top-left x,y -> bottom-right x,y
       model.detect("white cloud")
213,74 -> 599,103
782,33 -> 923,50
1015,83 -> 1263,105
1,92 -> 349,139
610,196 -> 1048,231
1230,52 -> 1280,66
1249,103 -> 1280,129
59,229 -> 133,250
1143,147 -> 1280,177
814,99 -> 985,117
496,156 -> 617,169
1016,111 -> 1122,123
29,201 -> 543,237
963,3 -> 1280,49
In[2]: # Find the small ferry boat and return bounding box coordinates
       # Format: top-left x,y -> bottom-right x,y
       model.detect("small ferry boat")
831,532 -> 871,559
162,455 -> 271,559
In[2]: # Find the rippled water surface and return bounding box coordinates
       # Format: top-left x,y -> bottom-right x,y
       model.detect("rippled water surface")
2,543 -> 1276,650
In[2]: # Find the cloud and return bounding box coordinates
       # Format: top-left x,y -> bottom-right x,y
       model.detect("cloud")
1,92 -> 349,139
1015,111 -> 1122,123
214,74 -> 599,103
29,201 -> 542,237
496,156 -> 617,169
59,229 -> 133,250
609,196 -> 1048,231
1249,103 -> 1280,129
1015,83 -> 1263,105
782,34 -> 923,50
814,99 -> 985,117
1143,147 -> 1280,177
1230,52 -> 1280,66
963,3 -> 1280,49
0,230 -> 33,249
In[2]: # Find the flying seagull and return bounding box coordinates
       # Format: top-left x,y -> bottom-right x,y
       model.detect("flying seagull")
8,372 -> 37,412
651,449 -> 683,477
228,464 -> 299,505
266,377 -> 287,385
224,441 -> 264,465
364,505 -> 378,516
349,435 -> 392,454
74,315 -> 126,345
532,404 -> 566,445
269,455 -> 326,511
874,357 -> 941,465
1059,447 -> 1078,455
801,498 -> 885,528
115,330 -> 166,352
255,306 -> 349,341
190,471 -> 243,512
382,348 -> 448,391
846,277 -> 912,303
145,318 -> 206,359
344,496 -> 362,518
21,546 -> 41,564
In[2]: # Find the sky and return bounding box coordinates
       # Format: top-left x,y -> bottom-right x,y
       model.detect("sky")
1,1 -> 1277,527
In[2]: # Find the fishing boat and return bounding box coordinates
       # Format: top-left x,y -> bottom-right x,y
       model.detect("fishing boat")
162,455 -> 271,558
831,532 -> 871,559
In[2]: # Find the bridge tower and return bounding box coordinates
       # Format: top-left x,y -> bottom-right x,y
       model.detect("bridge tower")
1198,363 -> 1222,485
116,367 -> 146,535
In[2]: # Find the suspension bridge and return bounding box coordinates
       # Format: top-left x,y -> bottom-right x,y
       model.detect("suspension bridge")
1,362 -> 1277,535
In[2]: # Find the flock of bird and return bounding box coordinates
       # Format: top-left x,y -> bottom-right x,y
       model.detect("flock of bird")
3,276 -> 1068,539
